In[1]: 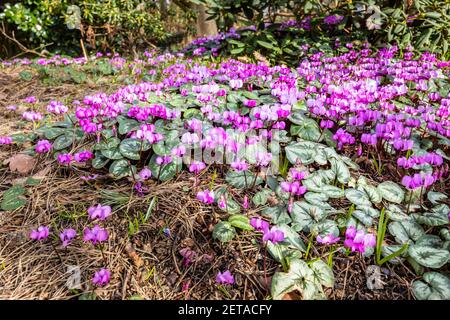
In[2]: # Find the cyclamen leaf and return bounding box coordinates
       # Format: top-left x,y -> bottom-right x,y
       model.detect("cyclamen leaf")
53,134 -> 74,151
271,259 -> 320,300
322,185 -> 344,198
330,158 -> 350,184
377,181 -> 405,204
225,170 -> 262,189
408,245 -> 450,269
109,159 -> 132,178
345,189 -> 372,207
388,220 -> 425,244
309,259 -> 335,288
212,221 -> 236,243
252,189 -> 272,206
228,214 -> 251,230
262,205 -> 292,225
412,272 -> 450,300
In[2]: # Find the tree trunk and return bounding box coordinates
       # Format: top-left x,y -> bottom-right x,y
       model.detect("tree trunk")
195,4 -> 217,36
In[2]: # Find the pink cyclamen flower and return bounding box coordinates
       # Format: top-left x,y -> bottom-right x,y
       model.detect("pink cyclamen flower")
231,158 -> 249,171
317,234 -> 340,245
30,226 -> 50,241
250,217 -> 269,233
87,204 -> 112,221
196,190 -> 215,204
262,227 -> 285,244
0,136 -> 13,145
344,226 -> 376,253
92,268 -> 110,287
60,228 -> 77,247
156,155 -> 172,165
216,270 -> 235,285
57,153 -> 72,165
189,161 -> 206,174
35,140 -> 52,153
22,111 -> 42,121
83,225 -> 109,245
138,167 -> 152,180
24,96 -> 36,103
74,151 -> 94,163
280,181 -> 307,196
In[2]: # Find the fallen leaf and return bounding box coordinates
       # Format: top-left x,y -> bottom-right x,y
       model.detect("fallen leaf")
125,243 -> 144,267
9,153 -> 36,174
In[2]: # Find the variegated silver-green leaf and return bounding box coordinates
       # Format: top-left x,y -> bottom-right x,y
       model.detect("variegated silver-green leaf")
330,158 -> 350,184
345,188 -> 372,207
412,272 -> 450,300
408,245 -> 450,268
322,184 -> 344,198
377,181 -> 405,204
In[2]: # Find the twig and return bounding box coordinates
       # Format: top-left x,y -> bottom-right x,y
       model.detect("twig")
0,22 -> 47,57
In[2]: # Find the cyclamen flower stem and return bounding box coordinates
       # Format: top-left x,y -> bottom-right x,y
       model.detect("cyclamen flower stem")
406,191 -> 413,214
157,164 -> 164,182
251,169 -> 259,189
99,245 -> 108,265
327,245 -> 335,268
49,240 -> 64,265
263,243 -> 268,295
419,186 -> 424,207
243,171 -> 248,189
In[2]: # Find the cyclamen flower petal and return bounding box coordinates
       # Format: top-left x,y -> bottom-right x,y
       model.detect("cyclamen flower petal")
87,204 -> 112,221
0,136 -> 13,145
317,234 -> 340,245
60,228 -> 77,247
83,225 -> 109,245
196,189 -> 215,204
138,167 -> 152,180
30,226 -> 50,241
216,270 -> 235,285
35,140 -> 52,153
262,227 -> 285,243
92,268 -> 110,287
250,217 -> 269,232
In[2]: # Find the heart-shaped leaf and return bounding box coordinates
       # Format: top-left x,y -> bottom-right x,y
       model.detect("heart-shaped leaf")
212,221 -> 236,243
408,245 -> 450,268
377,181 -> 405,204
412,272 -> 450,300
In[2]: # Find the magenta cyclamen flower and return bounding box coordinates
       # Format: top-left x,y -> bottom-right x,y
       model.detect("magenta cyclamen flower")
231,158 -> 249,171
156,155 -> 172,165
138,167 -> 152,180
92,268 -> 110,287
30,226 -> 50,241
280,181 -> 307,196
83,225 -> 109,245
22,111 -> 42,122
35,140 -> 52,153
262,227 -> 285,244
0,136 -> 13,145
189,161 -> 206,174
344,226 -> 376,253
250,217 -> 269,232
74,151 -> 94,163
60,228 -> 77,247
317,233 -> 340,245
57,153 -> 72,165
196,189 -> 215,204
216,270 -> 235,285
87,204 -> 112,221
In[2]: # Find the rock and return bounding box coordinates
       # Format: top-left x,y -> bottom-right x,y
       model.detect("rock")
8,153 -> 36,174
